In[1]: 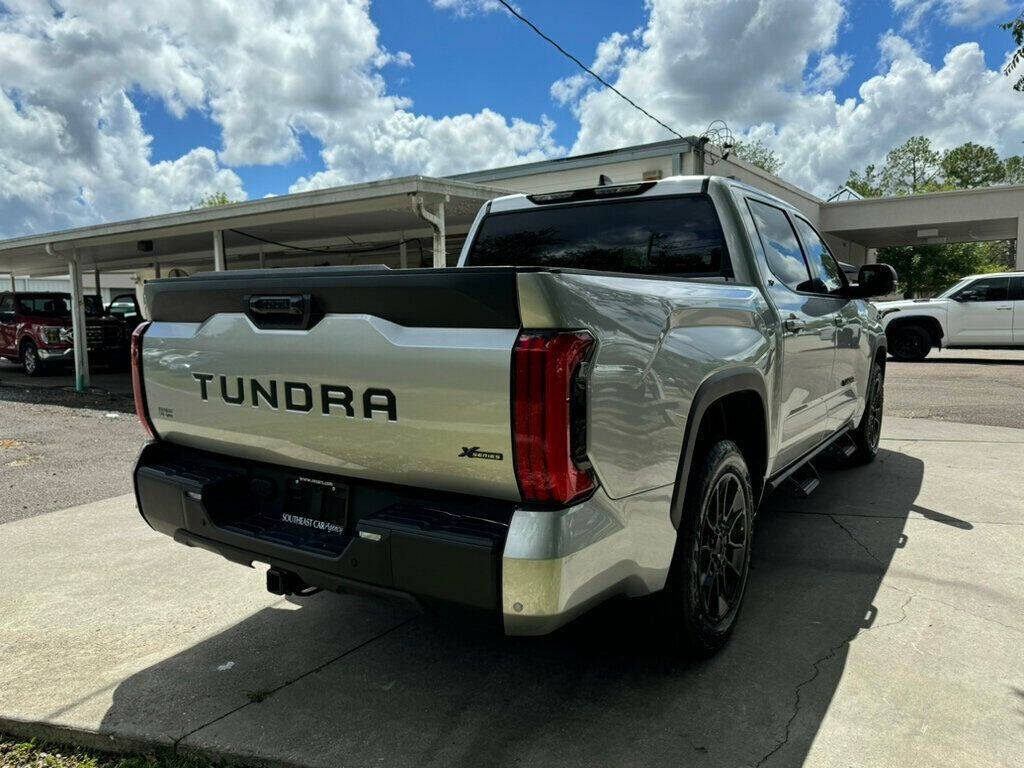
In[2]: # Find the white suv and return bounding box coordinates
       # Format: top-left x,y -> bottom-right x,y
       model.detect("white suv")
876,272 -> 1024,360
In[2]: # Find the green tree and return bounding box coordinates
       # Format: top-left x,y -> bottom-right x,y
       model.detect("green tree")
878,242 -> 1008,297
941,142 -> 1006,188
732,139 -> 782,174
845,164 -> 883,197
197,191 -> 234,208
1002,10 -> 1024,91
1004,155 -> 1024,184
879,136 -> 943,195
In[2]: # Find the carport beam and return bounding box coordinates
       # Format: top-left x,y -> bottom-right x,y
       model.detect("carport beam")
1016,216 -> 1023,272
213,230 -> 226,271
63,249 -> 91,392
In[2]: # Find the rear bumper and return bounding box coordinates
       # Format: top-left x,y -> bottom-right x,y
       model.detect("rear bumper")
133,442 -> 676,635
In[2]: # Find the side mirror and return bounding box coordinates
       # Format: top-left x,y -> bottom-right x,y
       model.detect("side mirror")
953,290 -> 976,302
855,264 -> 897,298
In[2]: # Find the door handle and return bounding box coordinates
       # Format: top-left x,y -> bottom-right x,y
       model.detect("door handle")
995,306 -> 1012,311
784,317 -> 805,333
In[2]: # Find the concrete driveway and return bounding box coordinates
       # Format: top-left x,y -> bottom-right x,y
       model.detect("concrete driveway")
1,416 -> 1021,768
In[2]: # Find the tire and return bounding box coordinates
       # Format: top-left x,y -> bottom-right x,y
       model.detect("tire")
837,360 -> 884,466
20,340 -> 44,377
662,439 -> 754,657
888,324 -> 930,361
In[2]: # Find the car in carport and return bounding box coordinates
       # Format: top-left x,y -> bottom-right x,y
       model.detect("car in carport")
0,291 -> 137,375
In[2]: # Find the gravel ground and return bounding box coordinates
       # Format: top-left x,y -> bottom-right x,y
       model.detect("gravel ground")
0,387 -> 144,525
885,347 -> 1024,429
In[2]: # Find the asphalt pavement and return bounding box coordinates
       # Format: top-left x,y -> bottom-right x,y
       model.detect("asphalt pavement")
885,348 -> 1024,428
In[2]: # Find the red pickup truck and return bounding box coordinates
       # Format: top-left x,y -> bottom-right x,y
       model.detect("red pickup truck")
0,291 -> 138,376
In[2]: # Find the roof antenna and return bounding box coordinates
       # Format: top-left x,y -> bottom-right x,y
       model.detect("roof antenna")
598,174 -> 612,186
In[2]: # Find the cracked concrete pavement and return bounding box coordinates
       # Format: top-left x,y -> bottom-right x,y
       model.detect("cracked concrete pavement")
1,416 -> 1021,768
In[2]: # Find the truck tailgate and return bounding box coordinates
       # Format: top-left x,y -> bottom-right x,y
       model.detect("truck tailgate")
140,268 -> 523,501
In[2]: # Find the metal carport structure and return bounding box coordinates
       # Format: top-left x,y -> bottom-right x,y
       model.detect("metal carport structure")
0,175 -> 506,391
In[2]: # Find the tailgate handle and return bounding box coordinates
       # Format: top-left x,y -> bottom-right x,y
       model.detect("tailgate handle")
246,294 -> 314,329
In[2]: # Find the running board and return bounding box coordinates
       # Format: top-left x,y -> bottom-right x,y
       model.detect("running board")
765,426 -> 852,495
785,463 -> 820,499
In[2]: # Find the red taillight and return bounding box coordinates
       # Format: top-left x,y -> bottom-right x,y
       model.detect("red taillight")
131,322 -> 157,439
513,330 -> 595,505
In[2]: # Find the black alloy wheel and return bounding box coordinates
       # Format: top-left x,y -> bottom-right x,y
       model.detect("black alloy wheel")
664,439 -> 754,656
890,325 -> 930,361
692,470 -> 750,626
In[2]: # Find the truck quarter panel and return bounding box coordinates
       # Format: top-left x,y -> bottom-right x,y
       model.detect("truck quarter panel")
517,271 -> 774,501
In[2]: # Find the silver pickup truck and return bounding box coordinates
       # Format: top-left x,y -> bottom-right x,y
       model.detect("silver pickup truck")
131,176 -> 896,655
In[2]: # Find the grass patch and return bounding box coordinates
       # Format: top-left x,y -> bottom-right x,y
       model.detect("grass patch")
0,734 -> 236,768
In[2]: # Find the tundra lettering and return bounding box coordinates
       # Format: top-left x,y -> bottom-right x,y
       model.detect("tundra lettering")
191,372 -> 396,420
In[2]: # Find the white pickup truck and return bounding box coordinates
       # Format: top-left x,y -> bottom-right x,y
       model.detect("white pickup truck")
877,272 -> 1024,360
131,175 -> 896,655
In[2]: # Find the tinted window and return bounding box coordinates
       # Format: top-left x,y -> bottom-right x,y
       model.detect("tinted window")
0,296 -> 13,312
1010,276 -> 1024,300
16,295 -> 102,317
466,196 -> 728,276
747,200 -> 810,291
17,296 -> 71,317
954,277 -> 1009,302
793,217 -> 843,294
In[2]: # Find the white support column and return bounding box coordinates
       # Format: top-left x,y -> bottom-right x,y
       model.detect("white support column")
411,195 -> 447,268
8,273 -> 14,292
213,229 -> 226,271
399,240 -> 408,270
153,261 -> 161,279
64,248 -> 91,392
258,245 -> 266,269
1016,216 -> 1023,272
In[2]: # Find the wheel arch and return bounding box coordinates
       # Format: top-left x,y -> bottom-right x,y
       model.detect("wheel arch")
669,369 -> 769,529
886,314 -> 943,348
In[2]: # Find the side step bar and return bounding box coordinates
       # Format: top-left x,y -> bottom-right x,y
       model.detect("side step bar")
765,426 -> 852,496
786,463 -> 820,498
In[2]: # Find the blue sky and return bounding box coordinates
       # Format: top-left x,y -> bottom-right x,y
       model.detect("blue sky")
2,0 -> 1022,236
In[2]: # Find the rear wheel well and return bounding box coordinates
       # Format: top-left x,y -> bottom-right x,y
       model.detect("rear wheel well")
691,390 -> 768,504
887,315 -> 943,348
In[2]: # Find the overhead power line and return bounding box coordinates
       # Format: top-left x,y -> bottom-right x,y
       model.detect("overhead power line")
494,0 -> 685,141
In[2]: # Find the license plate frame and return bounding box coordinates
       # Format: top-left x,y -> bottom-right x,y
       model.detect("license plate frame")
280,475 -> 350,536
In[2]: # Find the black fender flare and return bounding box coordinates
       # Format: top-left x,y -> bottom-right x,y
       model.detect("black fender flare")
669,368 -> 770,530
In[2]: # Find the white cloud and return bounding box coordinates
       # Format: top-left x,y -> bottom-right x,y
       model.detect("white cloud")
0,0 -> 558,238
808,52 -> 853,90
557,0 -> 1024,197
431,0 -> 511,17
893,0 -> 1012,29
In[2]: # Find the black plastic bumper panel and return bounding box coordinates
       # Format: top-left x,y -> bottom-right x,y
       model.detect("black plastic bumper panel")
133,442 -> 514,610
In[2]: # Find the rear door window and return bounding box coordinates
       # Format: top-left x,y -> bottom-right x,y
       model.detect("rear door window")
747,200 -> 811,291
465,195 -> 729,277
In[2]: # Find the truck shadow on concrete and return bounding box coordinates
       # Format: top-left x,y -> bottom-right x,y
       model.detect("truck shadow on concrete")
99,448 -> 925,768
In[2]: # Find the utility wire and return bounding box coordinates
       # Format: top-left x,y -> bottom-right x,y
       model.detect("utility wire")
494,0 -> 685,141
